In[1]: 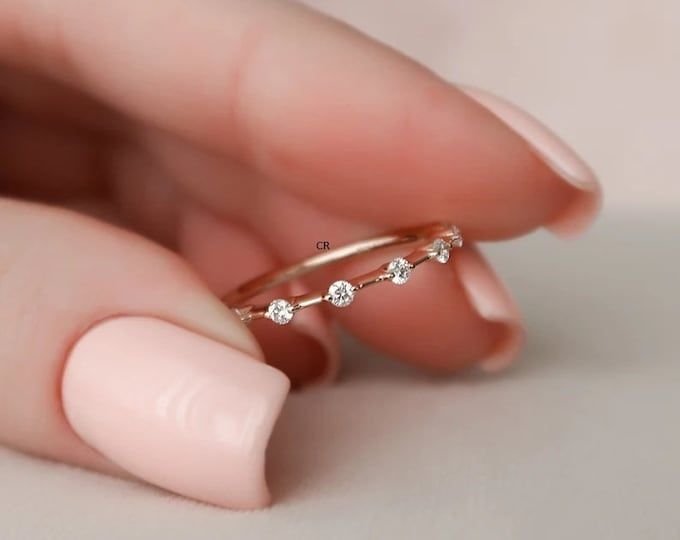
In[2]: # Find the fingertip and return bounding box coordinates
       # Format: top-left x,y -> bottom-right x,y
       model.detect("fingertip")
62,316 -> 290,509
284,280 -> 340,387
324,242 -> 521,374
0,198 -> 290,508
460,86 -> 602,239
454,248 -> 525,372
545,180 -> 603,238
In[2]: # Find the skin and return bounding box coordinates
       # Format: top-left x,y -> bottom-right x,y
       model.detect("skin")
0,0 -> 599,504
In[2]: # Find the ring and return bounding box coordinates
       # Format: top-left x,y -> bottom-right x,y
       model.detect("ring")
223,222 -> 463,326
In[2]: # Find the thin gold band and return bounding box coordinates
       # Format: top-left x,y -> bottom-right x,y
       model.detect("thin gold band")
223,222 -> 463,325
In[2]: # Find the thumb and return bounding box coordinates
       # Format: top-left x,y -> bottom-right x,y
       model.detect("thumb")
0,198 -> 289,509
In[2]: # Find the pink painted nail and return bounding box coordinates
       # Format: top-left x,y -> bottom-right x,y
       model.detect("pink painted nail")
61,316 -> 290,509
462,87 -> 602,238
456,248 -> 525,372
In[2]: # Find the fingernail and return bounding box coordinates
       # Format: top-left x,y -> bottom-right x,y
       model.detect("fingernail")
456,248 -> 525,372
61,316 -> 290,509
461,87 -> 602,238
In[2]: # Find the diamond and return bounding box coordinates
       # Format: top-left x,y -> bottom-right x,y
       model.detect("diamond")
387,257 -> 412,285
327,280 -> 355,307
431,238 -> 450,263
450,226 -> 463,248
265,299 -> 295,325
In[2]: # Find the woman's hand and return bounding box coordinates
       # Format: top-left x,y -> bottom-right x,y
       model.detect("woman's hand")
0,0 -> 600,508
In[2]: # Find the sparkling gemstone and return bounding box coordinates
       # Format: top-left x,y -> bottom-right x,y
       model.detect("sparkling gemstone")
327,280 -> 355,307
266,299 -> 295,325
431,238 -> 450,263
387,257 -> 412,285
450,226 -> 463,248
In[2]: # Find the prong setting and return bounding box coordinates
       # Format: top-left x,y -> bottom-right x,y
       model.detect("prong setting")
430,238 -> 451,264
450,226 -> 463,248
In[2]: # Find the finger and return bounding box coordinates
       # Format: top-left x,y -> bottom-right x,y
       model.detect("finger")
107,146 -> 340,387
329,243 -> 523,374
0,111 -> 107,199
108,144 -> 181,246
238,183 -> 524,373
177,204 -> 340,388
0,65 -> 126,135
461,87 -> 602,238
0,198 -> 289,509
0,110 -> 339,391
126,134 -> 522,372
1,0 -> 599,238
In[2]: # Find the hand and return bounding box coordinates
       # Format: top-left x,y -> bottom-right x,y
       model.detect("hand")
0,0 -> 600,508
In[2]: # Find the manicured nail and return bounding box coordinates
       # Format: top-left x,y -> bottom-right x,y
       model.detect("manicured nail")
456,248 -> 525,372
61,316 -> 290,509
461,87 -> 602,238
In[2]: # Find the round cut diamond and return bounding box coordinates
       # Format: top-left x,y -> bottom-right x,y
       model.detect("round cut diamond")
387,257 -> 412,285
327,280 -> 355,307
431,238 -> 450,264
266,299 -> 295,325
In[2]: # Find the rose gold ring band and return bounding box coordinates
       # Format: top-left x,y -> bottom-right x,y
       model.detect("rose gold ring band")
223,222 -> 463,326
